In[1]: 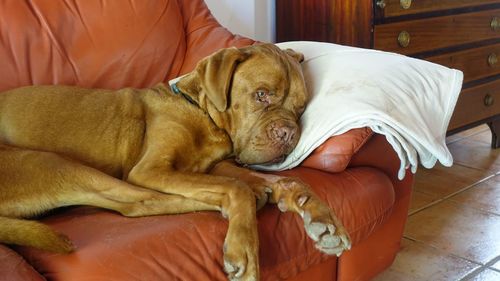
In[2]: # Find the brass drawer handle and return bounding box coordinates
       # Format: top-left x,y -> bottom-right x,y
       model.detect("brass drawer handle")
400,0 -> 412,10
376,0 -> 386,9
492,17 -> 500,31
488,53 -> 498,66
398,31 -> 411,48
485,94 -> 494,107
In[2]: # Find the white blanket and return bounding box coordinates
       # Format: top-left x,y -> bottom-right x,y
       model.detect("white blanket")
252,41 -> 463,180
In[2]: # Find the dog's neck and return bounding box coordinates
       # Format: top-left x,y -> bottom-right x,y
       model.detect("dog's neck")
168,75 -> 233,137
170,82 -> 198,106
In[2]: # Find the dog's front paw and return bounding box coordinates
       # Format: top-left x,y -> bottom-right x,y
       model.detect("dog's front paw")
223,226 -> 259,281
274,178 -> 351,256
302,209 -> 351,256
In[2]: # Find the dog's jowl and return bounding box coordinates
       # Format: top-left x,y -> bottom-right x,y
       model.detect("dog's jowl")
0,43 -> 350,281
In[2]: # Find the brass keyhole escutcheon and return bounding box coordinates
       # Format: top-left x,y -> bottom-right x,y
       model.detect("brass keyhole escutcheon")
398,31 -> 411,48
491,17 -> 500,31
400,0 -> 412,10
488,53 -> 498,66
484,94 -> 494,107
376,0 -> 386,9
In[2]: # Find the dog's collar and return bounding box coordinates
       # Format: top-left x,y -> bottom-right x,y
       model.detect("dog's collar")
170,82 -> 198,106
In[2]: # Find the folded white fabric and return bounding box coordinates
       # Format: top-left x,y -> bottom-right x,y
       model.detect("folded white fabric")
252,41 -> 463,180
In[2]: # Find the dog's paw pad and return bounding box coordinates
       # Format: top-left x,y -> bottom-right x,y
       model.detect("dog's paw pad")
224,258 -> 245,279
302,212 -> 351,256
315,244 -> 346,256
317,230 -> 341,248
316,227 -> 351,256
305,221 -> 327,242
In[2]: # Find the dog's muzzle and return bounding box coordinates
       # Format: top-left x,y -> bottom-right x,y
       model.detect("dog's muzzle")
267,120 -> 298,147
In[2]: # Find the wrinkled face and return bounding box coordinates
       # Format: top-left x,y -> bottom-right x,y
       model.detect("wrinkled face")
227,45 -> 308,165
177,43 -> 308,165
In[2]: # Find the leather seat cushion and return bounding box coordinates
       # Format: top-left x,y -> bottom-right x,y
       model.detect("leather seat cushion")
0,245 -> 43,281
16,167 -> 394,281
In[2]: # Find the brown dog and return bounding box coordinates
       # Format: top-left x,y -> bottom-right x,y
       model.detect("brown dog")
0,43 -> 350,281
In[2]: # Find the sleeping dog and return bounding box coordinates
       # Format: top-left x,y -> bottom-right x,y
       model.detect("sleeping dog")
0,43 -> 350,281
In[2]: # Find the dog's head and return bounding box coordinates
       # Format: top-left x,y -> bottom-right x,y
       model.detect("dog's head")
177,43 -> 308,165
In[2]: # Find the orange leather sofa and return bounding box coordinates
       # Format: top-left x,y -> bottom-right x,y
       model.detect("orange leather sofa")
0,1 -> 414,280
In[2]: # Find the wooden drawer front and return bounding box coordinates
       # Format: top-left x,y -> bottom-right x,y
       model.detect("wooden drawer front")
449,79 -> 500,130
426,43 -> 500,84
378,0 -> 500,18
374,9 -> 500,55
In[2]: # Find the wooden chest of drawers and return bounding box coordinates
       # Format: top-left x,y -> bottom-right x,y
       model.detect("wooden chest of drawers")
276,0 -> 500,148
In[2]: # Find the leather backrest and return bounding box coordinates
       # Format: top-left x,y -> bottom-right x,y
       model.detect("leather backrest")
0,0 -> 254,92
177,0 -> 255,75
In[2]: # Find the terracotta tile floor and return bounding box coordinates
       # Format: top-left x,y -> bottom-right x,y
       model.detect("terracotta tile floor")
373,125 -> 500,281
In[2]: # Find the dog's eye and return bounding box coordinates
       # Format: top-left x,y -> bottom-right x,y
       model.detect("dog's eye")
255,89 -> 270,104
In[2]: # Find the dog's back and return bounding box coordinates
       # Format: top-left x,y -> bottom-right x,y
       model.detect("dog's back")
0,85 -> 149,177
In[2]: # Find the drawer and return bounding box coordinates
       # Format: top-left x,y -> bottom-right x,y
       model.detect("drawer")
449,79 -> 500,130
426,43 -> 500,84
377,0 -> 500,18
374,9 -> 500,55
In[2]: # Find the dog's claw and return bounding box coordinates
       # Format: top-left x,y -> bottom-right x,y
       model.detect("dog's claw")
278,198 -> 287,212
303,210 -> 311,224
297,194 -> 309,207
327,224 -> 336,234
341,234 -> 352,250
222,232 -> 258,281
224,259 -> 245,279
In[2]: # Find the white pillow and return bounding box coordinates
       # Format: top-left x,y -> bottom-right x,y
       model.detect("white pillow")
252,41 -> 463,180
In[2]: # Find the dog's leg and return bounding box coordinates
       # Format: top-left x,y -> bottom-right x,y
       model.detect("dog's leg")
0,216 -> 75,253
127,166 -> 259,281
210,160 -> 351,256
0,145 -> 258,280
0,146 -> 217,253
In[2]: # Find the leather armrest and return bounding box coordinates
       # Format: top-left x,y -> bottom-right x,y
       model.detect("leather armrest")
301,129 -> 414,187
349,134 -> 415,202
303,130 -> 414,189
349,134 -> 407,183
301,128 -> 373,173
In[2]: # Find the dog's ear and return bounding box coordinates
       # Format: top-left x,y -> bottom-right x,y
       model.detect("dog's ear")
199,47 -> 249,111
178,47 -> 249,112
284,48 -> 304,63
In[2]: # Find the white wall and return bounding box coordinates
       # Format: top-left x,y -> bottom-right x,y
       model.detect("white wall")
204,0 -> 276,43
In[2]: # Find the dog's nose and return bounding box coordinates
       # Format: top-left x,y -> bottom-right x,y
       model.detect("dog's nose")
268,122 -> 297,144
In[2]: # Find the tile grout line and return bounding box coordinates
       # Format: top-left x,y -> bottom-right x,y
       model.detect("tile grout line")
402,236 -> 493,281
459,255 -> 500,281
385,127 -> 497,280
402,235 -> 484,267
445,170 -> 500,217
458,266 -> 488,281
453,161 -> 500,173
408,173 -> 497,216
445,127 -> 489,146
404,167 -> 500,281
484,255 -> 500,270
